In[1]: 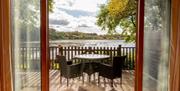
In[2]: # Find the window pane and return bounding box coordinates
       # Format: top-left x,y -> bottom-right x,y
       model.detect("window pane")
143,0 -> 170,91
11,0 -> 41,91
49,0 -> 135,91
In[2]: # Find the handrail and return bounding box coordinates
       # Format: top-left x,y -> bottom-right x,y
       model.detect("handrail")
18,45 -> 136,70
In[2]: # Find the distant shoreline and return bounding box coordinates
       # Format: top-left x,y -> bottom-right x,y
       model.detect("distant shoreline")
49,29 -> 124,40
21,40 -> 135,47
49,40 -> 135,47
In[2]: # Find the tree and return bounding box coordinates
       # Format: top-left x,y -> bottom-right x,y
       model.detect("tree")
48,0 -> 54,12
96,0 -> 137,42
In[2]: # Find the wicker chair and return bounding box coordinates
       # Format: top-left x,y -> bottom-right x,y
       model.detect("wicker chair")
98,56 -> 126,87
55,55 -> 83,86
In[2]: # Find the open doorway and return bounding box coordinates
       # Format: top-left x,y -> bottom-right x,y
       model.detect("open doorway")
48,0 -> 136,91
1,0 -> 175,90
1,0 -> 175,91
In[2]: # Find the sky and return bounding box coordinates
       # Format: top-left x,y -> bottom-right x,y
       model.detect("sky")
49,0 -> 122,35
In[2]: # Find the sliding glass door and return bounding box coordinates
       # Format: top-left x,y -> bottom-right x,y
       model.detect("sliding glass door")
11,0 -> 41,91
143,0 -> 171,91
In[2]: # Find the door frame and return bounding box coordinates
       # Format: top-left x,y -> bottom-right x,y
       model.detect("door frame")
0,0 -> 12,91
0,0 -> 49,91
1,0 -> 180,91
135,0 -> 144,91
136,0 -> 180,91
169,0 -> 180,90
41,0 -> 49,91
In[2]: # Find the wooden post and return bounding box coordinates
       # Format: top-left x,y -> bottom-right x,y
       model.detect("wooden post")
58,45 -> 63,56
0,0 -> 12,90
117,45 -> 121,56
88,47 -> 92,54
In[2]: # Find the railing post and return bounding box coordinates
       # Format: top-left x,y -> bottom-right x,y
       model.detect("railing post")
88,47 -> 92,54
117,45 -> 121,56
58,45 -> 63,56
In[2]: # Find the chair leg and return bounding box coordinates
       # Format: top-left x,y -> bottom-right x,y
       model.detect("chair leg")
103,77 -> 106,86
93,73 -> 95,81
111,79 -> 113,87
88,75 -> 91,82
60,76 -> 62,84
120,77 -> 122,85
82,75 -> 84,84
98,76 -> 100,85
60,71 -> 62,84
67,78 -> 69,87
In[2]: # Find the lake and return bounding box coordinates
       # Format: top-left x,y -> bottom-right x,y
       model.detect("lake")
49,40 -> 135,47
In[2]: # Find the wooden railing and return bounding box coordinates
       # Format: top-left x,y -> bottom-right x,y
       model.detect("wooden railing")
50,45 -> 135,70
18,47 -> 41,71
18,45 -> 135,70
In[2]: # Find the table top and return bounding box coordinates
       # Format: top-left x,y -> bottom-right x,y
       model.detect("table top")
74,54 -> 110,60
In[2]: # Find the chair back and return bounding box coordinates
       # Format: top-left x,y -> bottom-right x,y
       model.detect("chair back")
113,56 -> 126,77
56,55 -> 68,74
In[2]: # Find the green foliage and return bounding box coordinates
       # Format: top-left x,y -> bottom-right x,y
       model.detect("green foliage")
120,16 -> 136,42
96,0 -> 137,42
96,5 -> 119,34
108,0 -> 129,17
48,0 -> 54,12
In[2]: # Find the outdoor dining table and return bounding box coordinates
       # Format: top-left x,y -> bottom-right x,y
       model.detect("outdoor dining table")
74,54 -> 110,61
74,54 -> 110,82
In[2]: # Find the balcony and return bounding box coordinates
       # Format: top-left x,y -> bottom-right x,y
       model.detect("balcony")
17,45 -> 135,91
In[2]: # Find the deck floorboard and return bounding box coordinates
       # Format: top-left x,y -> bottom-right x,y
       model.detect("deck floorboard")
18,70 -> 134,91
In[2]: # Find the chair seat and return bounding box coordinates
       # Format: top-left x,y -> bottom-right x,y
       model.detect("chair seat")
67,61 -> 72,65
56,55 -> 83,86
98,56 -> 127,86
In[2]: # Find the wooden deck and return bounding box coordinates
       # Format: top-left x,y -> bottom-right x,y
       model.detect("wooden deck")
18,70 -> 134,91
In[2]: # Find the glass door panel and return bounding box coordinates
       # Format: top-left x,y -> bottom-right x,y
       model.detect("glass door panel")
11,0 -> 41,91
49,0 -> 135,91
143,0 -> 171,91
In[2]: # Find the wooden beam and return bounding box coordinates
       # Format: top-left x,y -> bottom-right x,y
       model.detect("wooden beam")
41,0 -> 49,91
135,0 -> 144,91
0,0 -> 12,91
169,0 -> 180,90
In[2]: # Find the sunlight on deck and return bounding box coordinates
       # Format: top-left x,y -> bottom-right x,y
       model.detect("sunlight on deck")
49,70 -> 134,91
18,70 -> 134,91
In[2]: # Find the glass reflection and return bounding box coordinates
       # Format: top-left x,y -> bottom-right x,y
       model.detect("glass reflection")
11,0 -> 41,91
143,0 -> 170,91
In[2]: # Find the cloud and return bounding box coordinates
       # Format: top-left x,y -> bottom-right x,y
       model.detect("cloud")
49,19 -> 69,25
78,24 -> 89,27
76,27 -> 107,35
57,7 -> 96,17
49,0 -> 109,35
54,0 -> 75,7
70,0 -> 107,12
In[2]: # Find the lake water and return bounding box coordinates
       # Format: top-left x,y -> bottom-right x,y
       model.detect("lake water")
49,40 -> 135,47
20,40 -> 135,59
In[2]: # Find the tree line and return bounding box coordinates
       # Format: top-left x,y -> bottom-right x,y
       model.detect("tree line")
49,28 -> 124,40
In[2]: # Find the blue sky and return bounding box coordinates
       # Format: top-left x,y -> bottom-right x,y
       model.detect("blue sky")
49,0 -> 122,35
